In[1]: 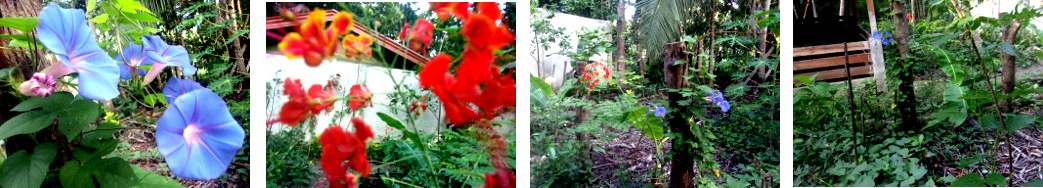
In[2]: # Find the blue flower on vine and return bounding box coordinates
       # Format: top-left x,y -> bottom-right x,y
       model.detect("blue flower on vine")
872,31 -> 894,46
162,77 -> 204,103
36,3 -> 119,101
646,104 -> 666,117
704,89 -> 731,113
116,41 -> 150,80
156,88 -> 244,180
141,35 -> 197,84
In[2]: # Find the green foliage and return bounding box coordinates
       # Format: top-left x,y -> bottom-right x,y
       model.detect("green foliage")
265,126 -> 321,187
366,128 -> 512,187
0,143 -> 56,188
535,0 -> 617,20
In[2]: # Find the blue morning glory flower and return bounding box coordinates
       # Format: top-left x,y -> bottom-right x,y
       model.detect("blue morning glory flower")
142,35 -> 196,84
36,3 -> 119,101
654,106 -> 666,117
156,88 -> 244,180
705,89 -> 731,113
116,41 -> 151,80
162,76 -> 205,104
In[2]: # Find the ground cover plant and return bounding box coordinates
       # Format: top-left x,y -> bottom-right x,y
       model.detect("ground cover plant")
530,0 -> 780,187
264,2 -> 516,188
794,0 -> 1043,186
0,0 -> 250,187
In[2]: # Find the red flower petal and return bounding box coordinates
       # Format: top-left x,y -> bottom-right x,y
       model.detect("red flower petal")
430,2 -> 470,21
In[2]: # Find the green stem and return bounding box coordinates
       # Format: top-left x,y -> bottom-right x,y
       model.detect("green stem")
369,153 -> 422,170
381,176 -> 424,188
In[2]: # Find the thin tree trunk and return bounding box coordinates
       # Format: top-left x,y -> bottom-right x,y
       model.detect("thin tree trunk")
1000,15 -> 1022,113
664,42 -> 694,188
892,0 -> 919,130
615,0 -> 627,87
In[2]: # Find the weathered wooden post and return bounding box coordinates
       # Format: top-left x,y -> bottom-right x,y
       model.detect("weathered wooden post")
664,42 -> 695,188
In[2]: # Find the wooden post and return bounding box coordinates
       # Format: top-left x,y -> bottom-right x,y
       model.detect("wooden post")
892,0 -> 919,130
866,0 -> 887,91
664,42 -> 694,188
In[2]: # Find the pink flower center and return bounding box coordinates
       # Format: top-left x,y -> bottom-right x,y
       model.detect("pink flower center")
183,125 -> 204,144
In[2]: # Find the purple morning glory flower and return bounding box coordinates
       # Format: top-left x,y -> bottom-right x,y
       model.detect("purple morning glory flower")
704,89 -> 731,113
156,88 -> 244,180
36,3 -> 119,100
116,42 -> 151,80
142,35 -> 196,84
646,104 -> 655,115
162,76 -> 204,103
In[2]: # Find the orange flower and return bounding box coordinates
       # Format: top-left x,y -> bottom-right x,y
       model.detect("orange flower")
399,19 -> 434,54
342,32 -> 373,60
278,9 -> 355,66
429,2 -> 469,21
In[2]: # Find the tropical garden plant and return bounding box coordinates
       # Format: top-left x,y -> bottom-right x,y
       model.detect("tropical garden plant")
0,0 -> 250,187
264,2 -> 516,188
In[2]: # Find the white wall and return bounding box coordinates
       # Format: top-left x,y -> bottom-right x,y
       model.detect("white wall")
970,0 -> 1043,27
529,10 -> 614,90
262,55 -> 443,140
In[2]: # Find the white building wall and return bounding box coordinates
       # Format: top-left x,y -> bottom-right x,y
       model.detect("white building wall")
529,10 -> 614,90
262,55 -> 443,140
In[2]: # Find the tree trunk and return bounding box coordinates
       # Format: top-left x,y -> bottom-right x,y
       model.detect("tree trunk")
1000,14 -> 1022,113
0,0 -> 45,79
615,0 -> 627,87
892,0 -> 919,130
664,42 -> 694,188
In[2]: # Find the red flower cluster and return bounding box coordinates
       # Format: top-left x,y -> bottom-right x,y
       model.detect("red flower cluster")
348,84 -> 373,110
270,78 -> 336,126
399,19 -> 434,54
418,2 -> 515,126
279,9 -> 355,66
483,167 -> 517,188
582,62 -> 611,89
319,118 -> 374,188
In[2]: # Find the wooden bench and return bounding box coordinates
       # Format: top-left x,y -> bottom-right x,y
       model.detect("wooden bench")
794,41 -> 875,83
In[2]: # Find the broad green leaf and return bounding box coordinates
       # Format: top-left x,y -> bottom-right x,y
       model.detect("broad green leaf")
0,110 -> 58,140
90,14 -> 108,24
11,92 -> 74,112
132,164 -> 182,188
1022,178 -> 1043,186
0,17 -> 39,33
1005,114 -> 1036,132
957,154 -> 990,169
530,74 -> 554,97
951,173 -> 986,187
127,12 -> 161,22
0,67 -> 15,79
999,42 -> 1019,57
377,112 -> 406,131
116,0 -> 153,14
932,47 -> 964,84
980,114 -> 1001,130
984,173 -> 1006,186
674,59 -> 688,65
86,0 -> 97,13
57,100 -> 102,141
90,157 -> 138,187
60,162 -> 96,188
0,143 -> 57,188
